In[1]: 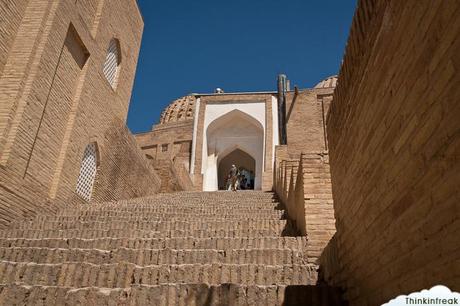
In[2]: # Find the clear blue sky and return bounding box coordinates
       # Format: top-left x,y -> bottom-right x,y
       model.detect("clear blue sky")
127,0 -> 357,133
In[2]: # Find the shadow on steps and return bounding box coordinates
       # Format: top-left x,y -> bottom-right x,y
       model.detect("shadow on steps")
188,283 -> 348,306
281,219 -> 302,237
178,283 -> 348,306
283,285 -> 348,306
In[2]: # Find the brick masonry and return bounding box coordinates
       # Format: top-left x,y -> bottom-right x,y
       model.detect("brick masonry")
135,119 -> 194,192
0,191 -> 346,305
323,0 -> 460,304
0,0 -> 160,228
1,0 -> 456,304
136,93 -> 277,192
285,88 -> 333,156
273,86 -> 336,265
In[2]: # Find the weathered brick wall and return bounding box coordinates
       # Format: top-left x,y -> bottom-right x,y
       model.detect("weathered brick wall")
274,146 -> 298,214
171,157 -> 195,191
285,88 -> 333,156
135,120 -> 193,163
75,0 -> 101,31
274,148 -> 336,265
0,0 -> 29,75
0,0 -> 156,227
274,146 -> 291,202
135,120 -> 195,191
274,87 -> 336,264
324,0 -> 460,304
90,120 -> 160,202
297,154 -> 335,263
151,160 -> 182,193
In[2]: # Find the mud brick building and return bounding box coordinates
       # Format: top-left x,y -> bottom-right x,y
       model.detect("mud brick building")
135,76 -> 336,193
0,0 -> 458,305
0,0 -> 160,228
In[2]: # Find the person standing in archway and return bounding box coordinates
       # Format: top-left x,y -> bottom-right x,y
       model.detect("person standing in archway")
228,164 -> 239,191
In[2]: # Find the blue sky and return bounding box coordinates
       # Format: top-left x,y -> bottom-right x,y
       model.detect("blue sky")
127,0 -> 357,133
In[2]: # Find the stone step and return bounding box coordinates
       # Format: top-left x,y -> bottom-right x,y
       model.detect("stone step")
57,206 -> 282,216
28,213 -> 284,224
106,197 -> 279,202
0,237 -> 308,251
79,194 -> 278,204
120,195 -> 278,200
126,191 -> 276,198
65,202 -> 281,211
0,228 -> 290,239
0,283 -> 346,306
0,261 -> 318,286
9,220 -> 288,232
0,247 -> 308,265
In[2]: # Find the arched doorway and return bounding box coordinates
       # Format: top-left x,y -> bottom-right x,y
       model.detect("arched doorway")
203,109 -> 264,191
218,149 -> 256,190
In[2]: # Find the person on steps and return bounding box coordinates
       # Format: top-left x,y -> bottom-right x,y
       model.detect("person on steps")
228,164 -> 239,191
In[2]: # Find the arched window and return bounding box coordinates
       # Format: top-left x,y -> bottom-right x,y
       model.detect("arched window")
75,143 -> 98,201
102,38 -> 121,88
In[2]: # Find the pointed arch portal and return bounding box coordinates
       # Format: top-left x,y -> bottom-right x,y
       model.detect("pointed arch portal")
203,109 -> 264,191
218,149 -> 255,190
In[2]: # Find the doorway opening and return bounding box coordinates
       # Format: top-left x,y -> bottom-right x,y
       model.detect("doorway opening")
218,149 -> 255,190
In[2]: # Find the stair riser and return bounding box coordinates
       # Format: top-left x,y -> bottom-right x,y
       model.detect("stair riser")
60,205 -> 281,212
0,284 -> 346,306
0,229 -> 287,239
28,214 -> 284,224
113,195 -> 277,201
0,238 -> 308,251
89,196 -> 278,202
0,262 -> 318,286
10,220 -> 287,231
0,191 -> 337,303
0,248 -> 308,265
53,209 -> 283,216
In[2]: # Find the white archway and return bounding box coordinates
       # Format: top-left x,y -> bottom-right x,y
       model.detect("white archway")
203,109 -> 264,191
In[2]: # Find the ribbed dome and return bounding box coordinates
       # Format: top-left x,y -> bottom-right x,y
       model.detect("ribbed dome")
314,75 -> 338,89
159,95 -> 196,124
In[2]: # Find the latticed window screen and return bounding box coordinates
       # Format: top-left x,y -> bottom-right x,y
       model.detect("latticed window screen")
103,39 -> 120,88
75,143 -> 98,202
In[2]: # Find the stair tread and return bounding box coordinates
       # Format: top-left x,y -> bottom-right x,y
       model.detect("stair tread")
0,260 -> 318,286
0,246 -> 309,265
0,191 -> 345,304
0,283 -> 345,306
0,237 -> 308,251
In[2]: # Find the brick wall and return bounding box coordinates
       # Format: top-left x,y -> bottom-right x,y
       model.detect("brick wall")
324,0 -> 460,304
285,89 -> 333,156
90,119 -> 160,202
274,148 -> 335,264
0,0 -> 29,75
135,120 -> 193,163
273,87 -> 336,265
298,154 -> 335,263
135,120 -> 195,191
274,146 -> 297,210
0,0 -> 157,227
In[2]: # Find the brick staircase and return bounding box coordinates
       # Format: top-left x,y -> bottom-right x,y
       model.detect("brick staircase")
0,191 -> 345,305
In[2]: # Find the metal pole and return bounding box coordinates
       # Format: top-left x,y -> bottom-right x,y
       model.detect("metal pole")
277,74 -> 288,145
